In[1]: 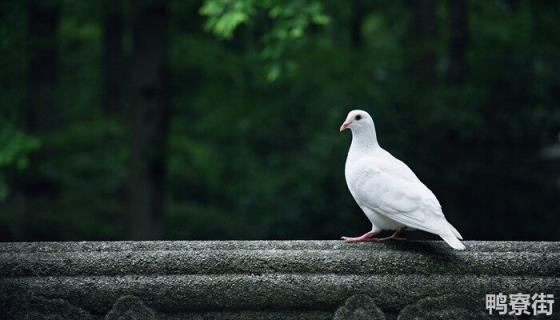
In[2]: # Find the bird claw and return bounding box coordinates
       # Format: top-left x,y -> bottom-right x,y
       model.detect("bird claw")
341,236 -> 361,243
341,233 -> 378,243
373,236 -> 406,241
341,230 -> 406,243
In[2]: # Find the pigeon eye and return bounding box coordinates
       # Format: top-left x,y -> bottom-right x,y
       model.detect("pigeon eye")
355,115 -> 362,121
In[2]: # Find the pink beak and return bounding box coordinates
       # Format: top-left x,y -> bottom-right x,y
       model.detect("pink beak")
340,122 -> 350,132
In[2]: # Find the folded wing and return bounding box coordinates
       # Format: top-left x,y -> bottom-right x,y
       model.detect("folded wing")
356,156 -> 464,250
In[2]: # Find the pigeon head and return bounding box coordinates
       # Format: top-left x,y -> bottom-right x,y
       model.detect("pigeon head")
339,110 -> 374,132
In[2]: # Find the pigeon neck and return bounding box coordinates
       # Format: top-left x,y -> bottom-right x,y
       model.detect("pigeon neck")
350,125 -> 379,151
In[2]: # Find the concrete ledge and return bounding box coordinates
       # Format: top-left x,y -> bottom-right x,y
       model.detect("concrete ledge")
1,241 -> 559,319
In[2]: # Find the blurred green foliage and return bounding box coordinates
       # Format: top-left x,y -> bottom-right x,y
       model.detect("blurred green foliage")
1,0 -> 560,241
201,0 -> 329,80
0,125 -> 39,200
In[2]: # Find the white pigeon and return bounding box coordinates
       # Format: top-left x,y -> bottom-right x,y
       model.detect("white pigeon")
339,110 -> 465,250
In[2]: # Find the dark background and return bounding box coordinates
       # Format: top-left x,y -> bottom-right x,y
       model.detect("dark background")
1,0 -> 559,242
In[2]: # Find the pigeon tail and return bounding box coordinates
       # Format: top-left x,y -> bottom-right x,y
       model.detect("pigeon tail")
439,233 -> 465,250
446,222 -> 463,240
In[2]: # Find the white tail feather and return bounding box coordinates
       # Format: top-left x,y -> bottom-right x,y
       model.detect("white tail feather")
446,222 -> 463,240
439,233 -> 465,250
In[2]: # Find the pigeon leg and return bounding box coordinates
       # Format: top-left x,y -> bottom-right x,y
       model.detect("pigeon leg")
341,231 -> 379,243
375,229 -> 406,241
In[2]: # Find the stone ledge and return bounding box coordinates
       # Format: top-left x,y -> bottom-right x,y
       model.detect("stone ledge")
0,241 -> 559,319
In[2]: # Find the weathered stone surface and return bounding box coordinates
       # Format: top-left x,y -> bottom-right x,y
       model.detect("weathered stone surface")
334,294 -> 385,320
0,241 -> 558,319
105,296 -> 156,320
397,294 -> 496,320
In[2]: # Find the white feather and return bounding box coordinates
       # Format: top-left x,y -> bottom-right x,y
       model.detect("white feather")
342,110 -> 465,250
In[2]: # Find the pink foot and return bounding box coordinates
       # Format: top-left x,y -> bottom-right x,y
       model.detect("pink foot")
341,231 -> 378,243
374,230 -> 406,241
374,235 -> 406,241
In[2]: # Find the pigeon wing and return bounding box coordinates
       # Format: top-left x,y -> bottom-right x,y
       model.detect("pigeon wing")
356,166 -> 450,237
